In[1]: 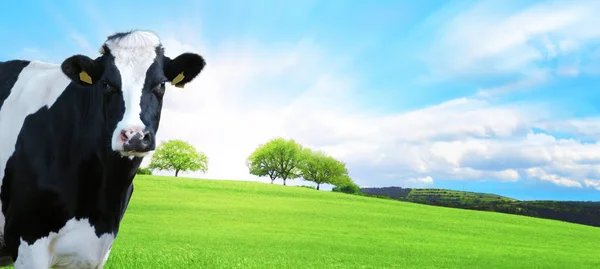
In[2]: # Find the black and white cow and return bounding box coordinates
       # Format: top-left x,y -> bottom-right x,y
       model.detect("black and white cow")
0,30 -> 205,268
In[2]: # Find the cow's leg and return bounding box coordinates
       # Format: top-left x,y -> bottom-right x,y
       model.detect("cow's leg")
13,237 -> 53,269
0,244 -> 15,266
4,188 -> 63,269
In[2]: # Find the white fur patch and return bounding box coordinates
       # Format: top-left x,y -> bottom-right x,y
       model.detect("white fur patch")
0,61 -> 72,244
105,31 -> 161,157
14,218 -> 114,269
14,237 -> 52,268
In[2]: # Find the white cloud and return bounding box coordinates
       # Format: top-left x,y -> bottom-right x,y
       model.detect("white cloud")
379,175 -> 435,188
407,176 -> 434,185
138,33 -> 600,193
538,118 -> 600,140
584,180 -> 600,191
526,167 -> 583,188
422,0 -> 600,81
559,39 -> 579,53
476,70 -> 549,98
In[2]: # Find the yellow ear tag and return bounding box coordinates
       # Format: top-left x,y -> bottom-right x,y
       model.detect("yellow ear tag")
79,71 -> 93,84
175,84 -> 185,89
171,72 -> 185,85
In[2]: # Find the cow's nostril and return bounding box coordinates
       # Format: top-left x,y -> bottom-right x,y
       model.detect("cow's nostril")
120,130 -> 129,142
142,132 -> 151,143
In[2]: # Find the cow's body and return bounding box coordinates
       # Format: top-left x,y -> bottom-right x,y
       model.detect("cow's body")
0,30 -> 205,268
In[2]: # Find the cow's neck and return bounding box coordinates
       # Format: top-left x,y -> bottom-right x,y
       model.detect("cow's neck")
62,87 -> 142,236
74,149 -> 142,236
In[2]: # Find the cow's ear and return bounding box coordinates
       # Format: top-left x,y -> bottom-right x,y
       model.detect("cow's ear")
163,53 -> 206,88
61,55 -> 103,86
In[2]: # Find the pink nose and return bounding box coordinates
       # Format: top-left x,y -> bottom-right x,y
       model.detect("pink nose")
119,127 -> 154,152
119,127 -> 146,143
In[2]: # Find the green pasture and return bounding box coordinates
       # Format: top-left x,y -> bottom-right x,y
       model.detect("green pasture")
105,175 -> 599,268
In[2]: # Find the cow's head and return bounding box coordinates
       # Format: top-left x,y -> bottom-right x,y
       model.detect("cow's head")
60,30 -> 205,158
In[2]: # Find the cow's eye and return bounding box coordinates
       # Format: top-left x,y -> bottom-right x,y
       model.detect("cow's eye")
153,81 -> 167,98
101,80 -> 120,95
101,80 -> 117,92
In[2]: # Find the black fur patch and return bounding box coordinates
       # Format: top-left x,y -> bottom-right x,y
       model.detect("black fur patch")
0,60 -> 30,110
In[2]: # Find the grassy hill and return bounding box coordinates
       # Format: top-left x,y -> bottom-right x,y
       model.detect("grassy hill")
407,188 -> 517,203
105,175 -> 600,268
361,187 -> 600,227
361,186 -> 518,203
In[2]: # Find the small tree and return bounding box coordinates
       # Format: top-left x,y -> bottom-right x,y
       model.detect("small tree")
271,138 -> 303,185
148,139 -> 208,177
246,143 -> 279,184
246,137 -> 303,185
298,148 -> 349,190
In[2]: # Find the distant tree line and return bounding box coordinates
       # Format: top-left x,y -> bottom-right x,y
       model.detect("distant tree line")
245,137 -> 359,190
361,187 -> 600,228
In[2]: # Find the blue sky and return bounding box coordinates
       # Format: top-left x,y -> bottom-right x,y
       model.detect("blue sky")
2,0 -> 600,201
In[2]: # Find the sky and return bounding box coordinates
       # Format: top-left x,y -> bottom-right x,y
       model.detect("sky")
1,0 -> 600,201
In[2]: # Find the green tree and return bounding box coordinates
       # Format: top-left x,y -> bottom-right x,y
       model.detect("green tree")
245,143 -> 279,184
298,148 -> 350,190
246,137 -> 303,185
332,174 -> 355,188
148,139 -> 208,177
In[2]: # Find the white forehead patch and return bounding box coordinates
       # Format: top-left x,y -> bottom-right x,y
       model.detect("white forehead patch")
105,31 -> 161,153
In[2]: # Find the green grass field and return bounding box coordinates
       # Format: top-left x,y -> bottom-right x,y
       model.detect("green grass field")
105,175 -> 600,269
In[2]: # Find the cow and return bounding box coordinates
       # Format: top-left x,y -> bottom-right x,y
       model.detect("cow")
0,30 -> 205,268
